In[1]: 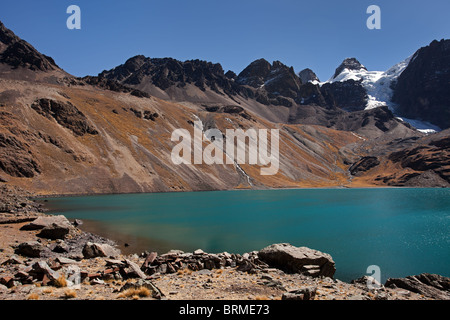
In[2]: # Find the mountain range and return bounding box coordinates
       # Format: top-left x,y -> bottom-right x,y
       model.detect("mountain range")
0,20 -> 449,194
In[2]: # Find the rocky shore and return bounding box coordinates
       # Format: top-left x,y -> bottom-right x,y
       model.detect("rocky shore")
0,185 -> 449,300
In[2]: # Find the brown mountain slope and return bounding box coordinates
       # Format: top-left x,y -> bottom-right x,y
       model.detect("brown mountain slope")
0,77 -> 370,195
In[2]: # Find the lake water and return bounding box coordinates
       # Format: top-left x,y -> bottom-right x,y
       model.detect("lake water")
44,188 -> 450,283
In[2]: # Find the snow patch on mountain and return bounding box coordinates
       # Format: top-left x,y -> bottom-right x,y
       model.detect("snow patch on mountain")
323,55 -> 413,111
321,55 -> 439,133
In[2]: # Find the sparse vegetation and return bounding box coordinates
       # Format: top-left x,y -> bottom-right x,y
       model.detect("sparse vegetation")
63,289 -> 77,299
53,275 -> 67,288
27,293 -> 39,300
117,287 -> 151,299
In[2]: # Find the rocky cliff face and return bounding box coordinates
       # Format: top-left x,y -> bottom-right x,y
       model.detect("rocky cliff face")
392,39 -> 450,129
0,21 -> 58,72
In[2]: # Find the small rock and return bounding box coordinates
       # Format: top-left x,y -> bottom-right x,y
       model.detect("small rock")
29,261 -> 61,284
142,252 -> 157,269
1,254 -> 23,265
124,259 -> 147,279
56,257 -> 79,265
52,242 -> 69,253
282,286 -> 317,301
197,269 -> 212,276
105,259 -> 126,267
194,249 -> 205,255
73,219 -> 83,226
91,278 -> 105,285
347,294 -> 369,300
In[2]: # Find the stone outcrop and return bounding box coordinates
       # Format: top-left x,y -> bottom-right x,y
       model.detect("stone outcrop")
0,131 -> 41,178
30,98 -> 98,136
392,39 -> 450,129
257,243 -> 336,278
349,156 -> 380,176
385,273 -> 450,300
0,21 -> 58,72
15,241 -> 45,258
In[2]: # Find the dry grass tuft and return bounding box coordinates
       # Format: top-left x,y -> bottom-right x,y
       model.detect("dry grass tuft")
63,289 -> 77,299
27,293 -> 39,300
118,287 -> 151,299
53,275 -> 67,288
42,287 -> 54,294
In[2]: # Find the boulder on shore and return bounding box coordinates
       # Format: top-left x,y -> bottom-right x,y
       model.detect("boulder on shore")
21,215 -> 73,239
258,243 -> 336,278
20,215 -> 72,231
82,242 -> 120,259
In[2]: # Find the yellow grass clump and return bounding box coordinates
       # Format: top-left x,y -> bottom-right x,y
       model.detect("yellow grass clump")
118,287 -> 151,299
27,293 -> 39,300
53,275 -> 67,288
63,289 -> 77,299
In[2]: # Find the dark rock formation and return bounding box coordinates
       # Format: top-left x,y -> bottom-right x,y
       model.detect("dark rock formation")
31,98 -> 98,136
0,21 -> 58,71
332,58 -> 367,80
298,68 -> 319,83
15,241 -> 44,258
100,55 -> 242,96
387,137 -> 450,184
81,76 -> 150,98
350,157 -> 380,176
385,273 -> 450,300
0,131 -> 41,178
321,79 -> 368,111
392,39 -> 450,129
237,59 -> 302,103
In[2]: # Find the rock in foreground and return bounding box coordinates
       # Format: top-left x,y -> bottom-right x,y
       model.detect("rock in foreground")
258,243 -> 336,278
385,273 -> 450,300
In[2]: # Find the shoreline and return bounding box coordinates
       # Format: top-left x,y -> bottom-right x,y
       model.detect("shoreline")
1,184 -> 449,300
31,185 -> 446,200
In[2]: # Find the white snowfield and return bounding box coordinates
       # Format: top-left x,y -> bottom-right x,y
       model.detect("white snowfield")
316,55 -> 441,134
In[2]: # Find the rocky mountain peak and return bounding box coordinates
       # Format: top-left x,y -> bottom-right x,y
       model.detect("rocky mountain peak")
236,58 -> 272,87
332,58 -> 367,79
392,39 -> 450,129
0,20 -> 58,72
298,68 -> 320,83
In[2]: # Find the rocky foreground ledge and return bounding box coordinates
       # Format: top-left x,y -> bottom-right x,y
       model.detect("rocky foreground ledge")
0,185 -> 449,300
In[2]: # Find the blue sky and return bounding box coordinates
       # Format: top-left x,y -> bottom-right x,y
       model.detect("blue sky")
1,0 -> 449,80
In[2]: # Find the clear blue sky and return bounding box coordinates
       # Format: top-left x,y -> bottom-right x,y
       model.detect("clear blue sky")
1,0 -> 449,80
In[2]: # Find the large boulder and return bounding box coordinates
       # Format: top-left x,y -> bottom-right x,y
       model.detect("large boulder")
21,215 -> 73,240
14,241 -> 45,258
258,243 -> 336,278
82,242 -> 120,259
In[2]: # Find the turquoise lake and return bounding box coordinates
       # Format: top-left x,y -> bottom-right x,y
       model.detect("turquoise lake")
44,188 -> 450,282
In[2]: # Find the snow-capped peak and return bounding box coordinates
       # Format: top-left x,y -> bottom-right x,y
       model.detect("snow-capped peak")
320,55 -> 439,133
